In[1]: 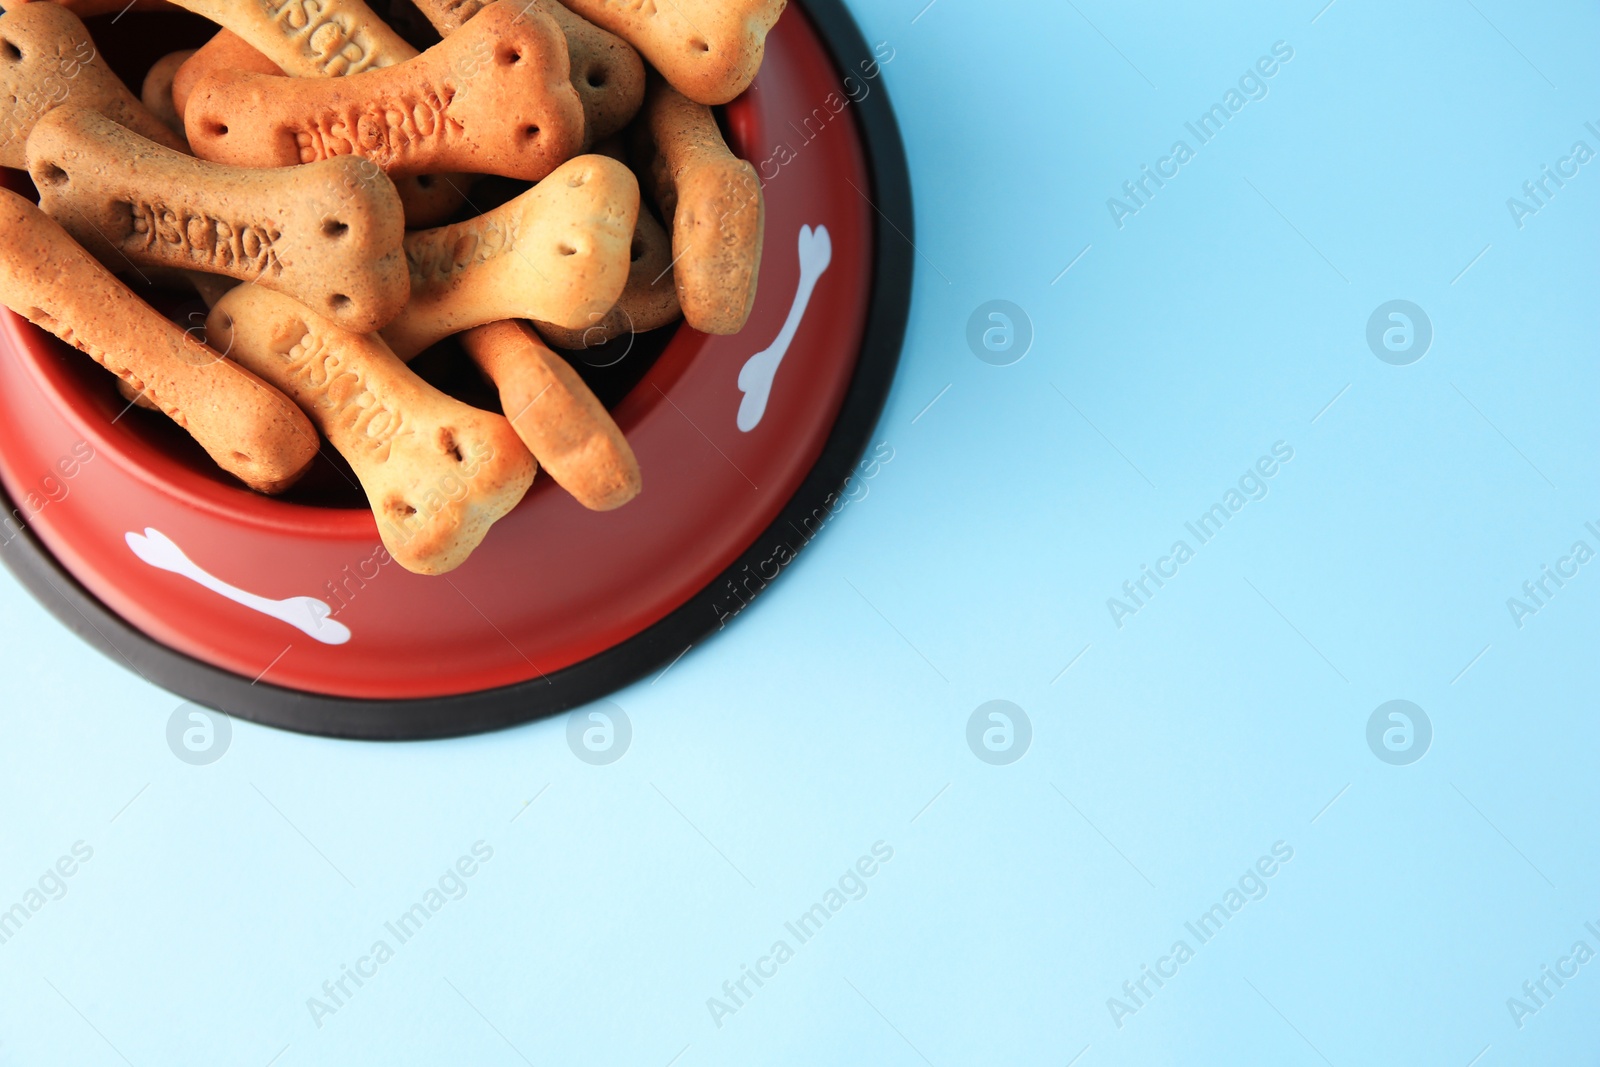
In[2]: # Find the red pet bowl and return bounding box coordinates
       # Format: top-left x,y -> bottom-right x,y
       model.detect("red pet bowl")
0,0 -> 912,739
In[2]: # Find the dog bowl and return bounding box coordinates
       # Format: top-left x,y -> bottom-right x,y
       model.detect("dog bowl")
0,0 -> 912,739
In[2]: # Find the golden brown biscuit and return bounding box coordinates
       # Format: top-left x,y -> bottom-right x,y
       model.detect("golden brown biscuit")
0,4 -> 186,168
140,49 -> 194,139
407,0 -> 645,147
381,154 -> 639,359
0,188 -> 319,494
173,30 -> 468,228
557,0 -> 784,106
461,320 -> 638,511
533,205 -> 679,348
209,285 -> 537,574
117,269 -> 238,410
161,0 -> 414,79
543,1 -> 646,145
170,30 -> 281,118
28,107 -> 410,333
185,2 -> 583,183
635,79 -> 763,335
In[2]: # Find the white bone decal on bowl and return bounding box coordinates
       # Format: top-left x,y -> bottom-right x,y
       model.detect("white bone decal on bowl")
125,528 -> 352,646
737,224 -> 833,433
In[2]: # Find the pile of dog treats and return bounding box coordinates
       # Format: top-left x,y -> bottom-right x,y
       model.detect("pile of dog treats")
0,0 -> 783,574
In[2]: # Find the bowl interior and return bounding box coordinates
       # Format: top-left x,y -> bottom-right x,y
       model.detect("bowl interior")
15,10 -> 696,513
0,0 -> 897,711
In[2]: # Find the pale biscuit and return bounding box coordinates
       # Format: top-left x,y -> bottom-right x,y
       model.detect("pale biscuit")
185,2 -> 583,183
462,320 -> 639,511
0,188 -> 319,494
208,285 -> 537,575
533,205 -> 679,349
173,30 -> 468,228
140,49 -> 194,140
28,107 -> 410,333
635,78 -> 763,335
161,0 -> 414,79
0,4 -> 185,169
557,0 -> 785,106
381,154 -> 639,360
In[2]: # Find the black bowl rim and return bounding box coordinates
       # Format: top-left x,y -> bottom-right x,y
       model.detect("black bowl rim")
0,0 -> 915,741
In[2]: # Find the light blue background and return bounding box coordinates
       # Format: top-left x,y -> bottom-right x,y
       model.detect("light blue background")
3,0 -> 1598,1063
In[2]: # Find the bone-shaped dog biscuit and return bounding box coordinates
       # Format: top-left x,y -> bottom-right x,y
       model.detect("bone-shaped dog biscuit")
558,0 -> 785,106
170,30 -> 282,118
208,285 -> 536,575
539,0 -> 646,145
173,30 -> 469,229
534,205 -> 680,349
163,0 -> 414,79
0,189 -> 319,494
410,0 -> 645,147
635,79 -> 764,335
380,154 -> 639,360
461,320 -> 639,511
186,2 -> 583,183
140,49 -> 194,140
0,4 -> 185,169
28,108 -> 410,333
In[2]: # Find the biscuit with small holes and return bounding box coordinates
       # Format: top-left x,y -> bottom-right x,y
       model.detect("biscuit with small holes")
0,188 -> 319,494
634,78 -> 763,335
381,154 -> 639,359
558,0 -> 784,106
185,2 -> 582,183
209,284 -> 537,575
0,4 -> 185,169
29,107 -> 410,333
